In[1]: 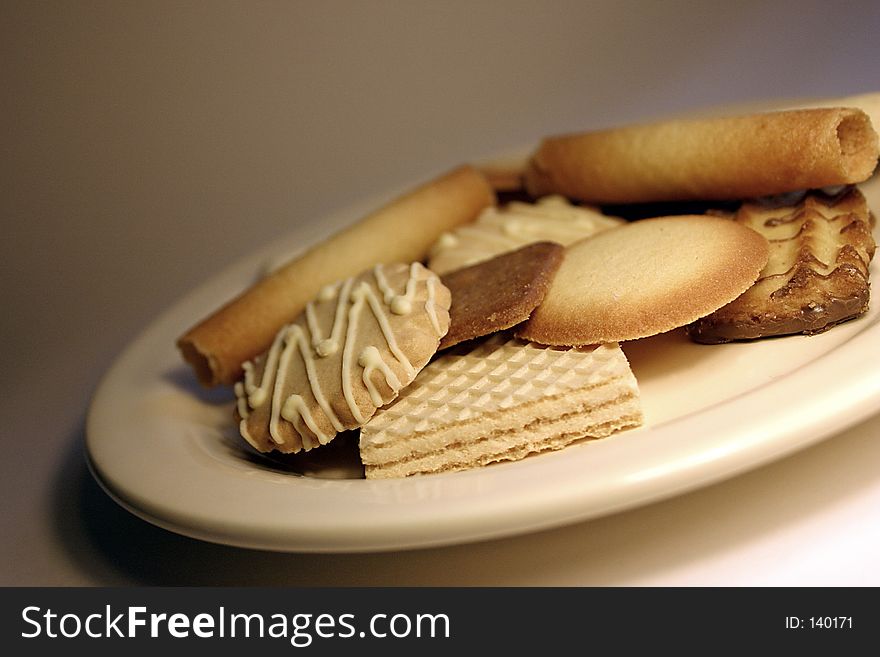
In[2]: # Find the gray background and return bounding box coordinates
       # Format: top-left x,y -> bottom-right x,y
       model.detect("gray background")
3,0 -> 880,584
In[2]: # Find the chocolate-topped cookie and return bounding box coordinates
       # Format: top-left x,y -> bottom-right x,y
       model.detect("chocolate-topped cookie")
688,187 -> 875,343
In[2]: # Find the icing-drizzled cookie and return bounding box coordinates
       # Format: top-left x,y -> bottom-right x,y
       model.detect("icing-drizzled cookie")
426,195 -> 622,275
234,263 -> 451,453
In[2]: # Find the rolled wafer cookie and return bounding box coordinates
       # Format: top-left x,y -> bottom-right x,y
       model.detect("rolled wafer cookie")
688,187 -> 875,343
786,92 -> 880,141
476,92 -> 880,198
178,165 -> 494,386
525,107 -> 879,204
359,335 -> 642,478
235,263 -> 451,454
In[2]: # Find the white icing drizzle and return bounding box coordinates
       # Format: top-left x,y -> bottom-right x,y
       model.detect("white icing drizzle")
306,277 -> 354,358
457,220 -> 523,249
341,283 -> 369,424
425,276 -> 441,336
234,380 -> 262,451
361,283 -> 415,376
233,381 -> 250,420
435,232 -> 458,249
390,296 -> 411,315
285,324 -> 347,445
317,284 -> 337,302
341,267 -> 418,422
241,329 -> 286,408
374,262 -> 421,316
237,262 -> 441,450
281,394 -> 326,449
285,324 -> 345,435
401,262 -> 421,309
240,321 -> 347,448
502,218 -> 522,236
373,265 -> 394,303
428,196 -> 623,274
268,326 -> 301,445
239,340 -> 282,449
359,346 -> 402,407
487,201 -> 614,242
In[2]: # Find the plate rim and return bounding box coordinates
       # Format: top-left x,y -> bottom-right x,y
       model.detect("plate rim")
85,183 -> 880,553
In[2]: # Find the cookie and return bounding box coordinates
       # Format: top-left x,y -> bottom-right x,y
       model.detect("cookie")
524,108 -> 879,203
359,335 -> 642,478
439,241 -> 564,350
234,262 -> 451,453
787,92 -> 880,141
179,165 -> 494,386
476,159 -> 526,192
517,215 -> 769,345
427,195 -> 622,275
688,187 -> 875,343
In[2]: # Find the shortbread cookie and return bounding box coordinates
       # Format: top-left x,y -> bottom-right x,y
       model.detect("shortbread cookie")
427,195 -> 622,275
688,188 -> 875,343
517,215 -> 769,345
179,165 -> 494,386
525,108 -> 879,203
439,242 -> 564,350
234,263 -> 451,454
359,335 -> 642,478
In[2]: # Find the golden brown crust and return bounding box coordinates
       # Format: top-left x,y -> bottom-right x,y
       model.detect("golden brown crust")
178,165 -> 495,386
524,108 -> 879,204
688,187 -> 875,343
788,92 -> 880,141
516,215 -> 769,345
439,242 -> 564,350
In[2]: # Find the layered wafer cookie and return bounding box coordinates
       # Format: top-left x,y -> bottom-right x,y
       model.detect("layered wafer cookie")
359,335 -> 642,478
234,263 -> 451,454
688,188 -> 876,343
427,195 -> 621,275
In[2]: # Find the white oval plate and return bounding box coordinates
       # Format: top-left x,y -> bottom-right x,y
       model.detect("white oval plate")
87,162 -> 880,554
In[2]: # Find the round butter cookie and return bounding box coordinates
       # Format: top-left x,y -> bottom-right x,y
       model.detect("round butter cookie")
234,262 -> 451,454
516,215 -> 769,345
